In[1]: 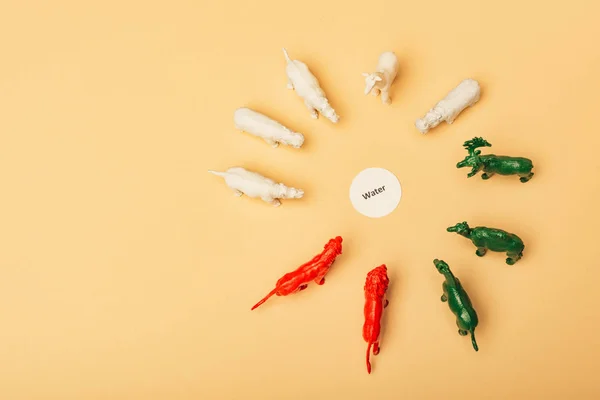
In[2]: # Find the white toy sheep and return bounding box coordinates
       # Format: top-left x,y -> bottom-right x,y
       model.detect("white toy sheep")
234,107 -> 304,149
208,167 -> 304,207
282,48 -> 339,123
415,78 -> 481,134
362,51 -> 399,105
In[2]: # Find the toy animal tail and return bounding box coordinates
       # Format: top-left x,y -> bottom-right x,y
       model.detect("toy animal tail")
366,342 -> 372,374
251,288 -> 278,310
282,48 -> 291,63
207,170 -> 228,178
470,329 -> 479,352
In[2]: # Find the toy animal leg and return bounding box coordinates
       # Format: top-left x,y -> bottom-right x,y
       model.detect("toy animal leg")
313,265 -> 329,285
262,197 -> 281,207
481,172 -> 495,180
476,247 -> 487,257
371,88 -> 380,96
233,189 -> 243,197
458,329 -> 468,336
304,100 -> 318,119
298,284 -> 308,291
380,91 -> 391,105
506,252 -> 522,265
384,299 -> 389,308
441,294 -> 448,302
372,342 -> 380,355
265,138 -> 279,148
520,172 -> 534,183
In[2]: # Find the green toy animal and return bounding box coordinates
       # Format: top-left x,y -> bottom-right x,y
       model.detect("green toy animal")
456,137 -> 534,182
434,259 -> 479,351
447,221 -> 524,265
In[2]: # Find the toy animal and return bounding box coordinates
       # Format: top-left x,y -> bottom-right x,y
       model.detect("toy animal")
447,221 -> 524,265
362,264 -> 389,374
433,259 -> 479,352
282,48 -> 339,123
208,167 -> 304,207
251,236 -> 343,310
234,107 -> 305,149
362,51 -> 399,105
457,137 -> 534,182
415,78 -> 480,134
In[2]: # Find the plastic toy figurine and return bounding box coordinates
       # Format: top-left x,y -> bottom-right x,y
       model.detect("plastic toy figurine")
234,107 -> 305,149
447,221 -> 524,265
251,236 -> 343,310
415,78 -> 480,134
208,167 -> 304,207
282,48 -> 339,123
457,137 -> 534,183
433,259 -> 479,352
362,264 -> 389,374
362,51 -> 399,105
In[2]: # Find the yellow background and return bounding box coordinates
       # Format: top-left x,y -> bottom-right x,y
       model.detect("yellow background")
1,1 -> 600,399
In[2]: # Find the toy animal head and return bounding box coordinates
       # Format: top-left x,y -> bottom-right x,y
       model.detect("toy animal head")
447,221 -> 471,236
281,131 -> 305,149
313,97 -> 339,123
325,236 -> 343,254
365,264 -> 389,297
275,184 -> 304,199
322,106 -> 340,123
433,259 -> 450,275
456,153 -> 482,170
362,72 -> 384,95
457,137 -> 487,175
456,153 -> 485,178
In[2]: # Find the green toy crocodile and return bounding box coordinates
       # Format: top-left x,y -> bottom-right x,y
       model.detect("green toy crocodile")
434,259 -> 479,352
456,137 -> 534,182
447,221 -> 524,265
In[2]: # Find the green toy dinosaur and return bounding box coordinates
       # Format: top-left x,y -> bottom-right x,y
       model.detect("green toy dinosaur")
434,259 -> 479,352
456,137 -> 534,182
447,221 -> 524,265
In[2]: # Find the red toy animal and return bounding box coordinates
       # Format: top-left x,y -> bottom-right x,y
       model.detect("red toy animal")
362,264 -> 389,374
251,236 -> 343,310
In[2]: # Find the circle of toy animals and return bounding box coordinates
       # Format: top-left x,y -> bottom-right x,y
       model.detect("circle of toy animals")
208,48 -> 536,374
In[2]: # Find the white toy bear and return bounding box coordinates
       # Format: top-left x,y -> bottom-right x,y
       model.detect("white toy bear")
283,48 -> 339,123
208,167 -> 304,207
362,51 -> 399,105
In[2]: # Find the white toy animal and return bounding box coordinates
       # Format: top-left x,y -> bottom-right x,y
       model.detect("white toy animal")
415,78 -> 481,134
362,51 -> 399,105
234,107 -> 305,149
282,48 -> 339,123
208,167 -> 304,207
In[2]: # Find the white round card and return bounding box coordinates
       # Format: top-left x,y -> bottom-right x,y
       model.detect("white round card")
349,168 -> 402,218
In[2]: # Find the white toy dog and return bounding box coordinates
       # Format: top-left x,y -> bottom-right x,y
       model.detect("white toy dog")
234,107 -> 304,149
282,48 -> 339,123
362,51 -> 399,105
415,78 -> 481,134
208,167 -> 304,207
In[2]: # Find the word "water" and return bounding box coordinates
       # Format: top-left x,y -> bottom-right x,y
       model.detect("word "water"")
362,186 -> 386,200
